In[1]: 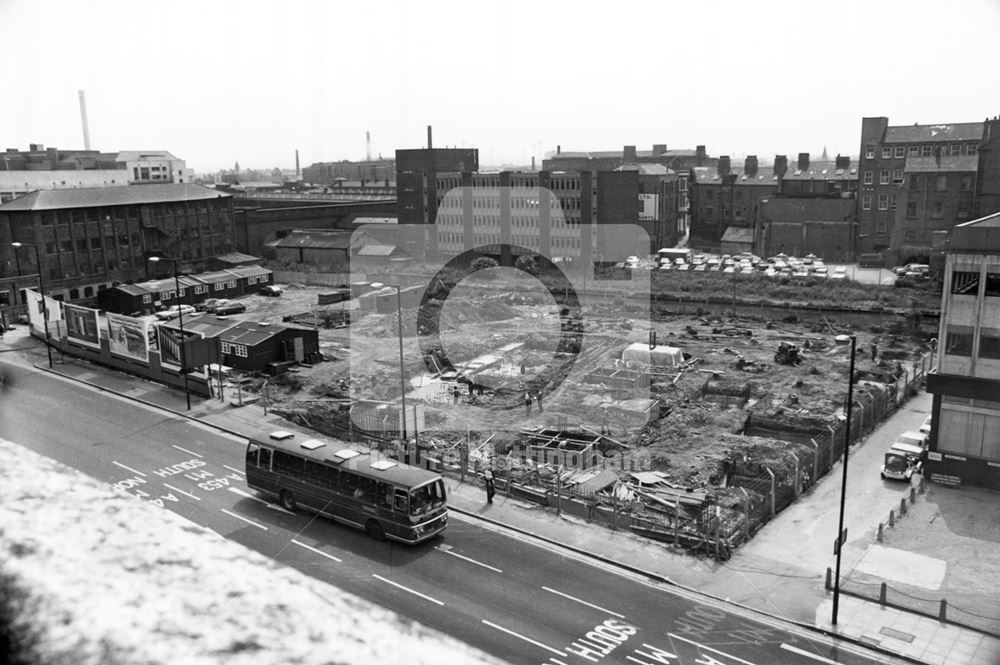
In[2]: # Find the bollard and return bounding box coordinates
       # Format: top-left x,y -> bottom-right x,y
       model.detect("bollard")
825,567 -> 832,591
900,497 -> 907,516
939,599 -> 948,623
919,476 -> 926,494
877,523 -> 883,543
889,509 -> 895,527
910,487 -> 916,503
879,582 -> 887,605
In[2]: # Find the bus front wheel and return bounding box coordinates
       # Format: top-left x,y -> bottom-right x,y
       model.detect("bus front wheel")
365,519 -> 385,541
279,490 -> 297,511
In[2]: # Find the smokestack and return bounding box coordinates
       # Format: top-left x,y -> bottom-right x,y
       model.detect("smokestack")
427,125 -> 433,150
531,156 -> 536,171
366,131 -> 371,161
295,149 -> 300,177
557,145 -> 561,155
78,90 -> 91,151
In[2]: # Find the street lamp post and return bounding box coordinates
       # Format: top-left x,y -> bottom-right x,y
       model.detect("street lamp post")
148,256 -> 191,410
11,242 -> 53,368
832,334 -> 857,625
393,285 -> 408,440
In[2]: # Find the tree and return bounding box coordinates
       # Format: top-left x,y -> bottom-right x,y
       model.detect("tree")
471,256 -> 499,272
515,254 -> 540,276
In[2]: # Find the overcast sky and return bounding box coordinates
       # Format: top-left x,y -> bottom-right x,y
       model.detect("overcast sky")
4,0 -> 1000,174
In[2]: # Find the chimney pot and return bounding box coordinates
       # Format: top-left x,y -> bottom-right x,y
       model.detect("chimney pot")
797,152 -> 810,171
774,155 -> 789,179
718,155 -> 732,176
744,155 -> 758,176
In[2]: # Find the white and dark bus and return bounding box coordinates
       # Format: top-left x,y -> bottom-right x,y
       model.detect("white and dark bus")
245,431 -> 447,544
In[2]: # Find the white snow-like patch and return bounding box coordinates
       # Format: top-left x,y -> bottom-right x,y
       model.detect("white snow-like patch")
0,438 -> 499,665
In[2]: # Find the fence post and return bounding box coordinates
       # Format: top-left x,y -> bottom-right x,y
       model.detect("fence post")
910,487 -> 916,504
825,567 -> 832,591
877,523 -> 883,543
828,425 -> 836,467
919,476 -> 926,494
791,452 -> 800,498
879,582 -> 887,605
740,487 -> 750,542
900,497 -> 907,516
766,467 -> 776,518
889,509 -> 895,527
939,599 -> 948,623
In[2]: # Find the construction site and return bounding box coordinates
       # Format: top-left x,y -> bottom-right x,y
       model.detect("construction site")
234,269 -> 938,559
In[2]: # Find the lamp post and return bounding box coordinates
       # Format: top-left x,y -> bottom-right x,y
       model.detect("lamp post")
148,256 -> 191,410
11,242 -> 53,368
392,284 -> 408,440
832,334 -> 857,625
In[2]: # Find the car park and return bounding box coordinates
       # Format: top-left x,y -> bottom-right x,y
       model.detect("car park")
812,265 -> 828,277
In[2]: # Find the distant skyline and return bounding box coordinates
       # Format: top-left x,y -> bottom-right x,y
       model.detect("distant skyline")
4,0 -> 1000,174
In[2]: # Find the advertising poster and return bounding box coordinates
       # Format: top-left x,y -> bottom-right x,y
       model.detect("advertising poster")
107,313 -> 150,362
157,325 -> 201,371
24,289 -> 63,338
64,303 -> 101,348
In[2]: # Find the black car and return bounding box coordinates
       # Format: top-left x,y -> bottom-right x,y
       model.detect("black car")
259,285 -> 283,297
213,302 -> 246,315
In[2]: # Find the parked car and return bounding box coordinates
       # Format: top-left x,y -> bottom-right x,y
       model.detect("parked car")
893,262 -> 930,277
919,415 -> 933,436
155,304 -> 197,321
830,266 -> 848,281
881,430 -> 929,481
213,301 -> 247,315
259,285 -> 283,297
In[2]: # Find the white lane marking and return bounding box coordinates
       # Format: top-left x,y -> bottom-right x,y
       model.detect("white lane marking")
443,549 -> 503,573
223,464 -> 244,475
220,508 -> 268,530
542,586 -> 626,619
667,634 -> 758,665
549,659 -> 569,665
171,444 -> 203,458
780,643 -> 841,664
481,619 -> 566,657
163,483 -> 200,501
372,574 -> 444,606
228,486 -> 269,505
292,539 -> 342,563
112,461 -> 146,477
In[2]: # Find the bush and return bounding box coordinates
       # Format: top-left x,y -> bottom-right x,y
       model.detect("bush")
471,256 -> 499,274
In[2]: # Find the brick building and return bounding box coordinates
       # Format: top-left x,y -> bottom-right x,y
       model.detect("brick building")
0,184 -> 235,308
925,213 -> 1000,489
857,116 -> 1000,262
302,158 -> 396,186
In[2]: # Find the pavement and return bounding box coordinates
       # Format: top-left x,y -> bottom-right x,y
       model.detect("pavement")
5,323 -> 1000,665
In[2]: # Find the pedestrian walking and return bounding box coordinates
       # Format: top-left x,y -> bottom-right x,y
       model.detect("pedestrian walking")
452,385 -> 460,404
483,468 -> 495,504
524,391 -> 532,416
535,390 -> 544,413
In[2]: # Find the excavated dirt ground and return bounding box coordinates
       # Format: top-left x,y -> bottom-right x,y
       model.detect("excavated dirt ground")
233,280 -> 936,491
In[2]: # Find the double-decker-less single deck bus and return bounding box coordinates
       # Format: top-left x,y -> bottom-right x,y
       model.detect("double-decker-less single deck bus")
245,431 -> 447,544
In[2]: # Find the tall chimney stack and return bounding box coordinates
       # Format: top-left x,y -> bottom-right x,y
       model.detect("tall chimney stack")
531,155 -> 536,171
295,149 -> 300,177
427,125 -> 433,150
78,90 -> 91,150
366,131 -> 371,161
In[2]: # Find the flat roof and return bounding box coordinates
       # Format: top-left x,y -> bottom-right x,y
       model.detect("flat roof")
0,183 -> 229,211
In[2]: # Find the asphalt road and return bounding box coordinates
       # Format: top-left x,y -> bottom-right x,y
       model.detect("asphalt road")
0,358 -> 909,664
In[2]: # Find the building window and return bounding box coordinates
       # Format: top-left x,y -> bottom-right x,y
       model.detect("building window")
889,194 -> 897,210
958,201 -> 970,218
984,272 -> 1000,297
980,333 -> 1000,360
909,175 -> 922,191
234,344 -> 248,358
881,147 -> 892,159
951,270 -> 980,295
705,190 -> 715,201
950,144 -> 962,156
876,217 -> 888,233
921,145 -> 933,157
945,330 -> 974,356
862,195 -> 872,211
142,294 -> 152,303
931,201 -> 944,218
215,282 -> 224,291
221,342 -> 232,354
894,146 -> 906,158
865,146 -> 875,159
936,175 -> 947,191
906,201 -> 918,218
877,194 -> 889,210
863,171 -> 873,185
960,175 -> 972,191
904,230 -> 916,241
967,143 -> 978,155
879,170 -> 890,185
908,145 -> 920,157
892,169 -> 904,183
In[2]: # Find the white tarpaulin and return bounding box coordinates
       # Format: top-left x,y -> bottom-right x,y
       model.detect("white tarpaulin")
621,342 -> 684,368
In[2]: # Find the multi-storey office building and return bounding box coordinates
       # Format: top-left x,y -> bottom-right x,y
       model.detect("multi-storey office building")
0,184 -> 235,308
925,213 -> 1000,490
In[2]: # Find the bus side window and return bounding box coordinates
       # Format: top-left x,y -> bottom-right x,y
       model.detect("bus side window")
393,489 -> 409,513
304,461 -> 329,488
358,477 -> 377,502
258,447 -> 272,471
273,450 -> 304,479
376,482 -> 393,509
325,466 -> 340,492
340,472 -> 359,497
246,442 -> 260,466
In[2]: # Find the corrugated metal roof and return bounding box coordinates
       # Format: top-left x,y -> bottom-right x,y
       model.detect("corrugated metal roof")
356,244 -> 397,256
903,155 -> 979,173
274,230 -> 354,249
0,183 -> 228,211
225,265 -> 272,278
215,252 -> 261,264
721,226 -> 754,243
116,283 -> 151,296
884,122 -> 983,144
158,316 -> 241,337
